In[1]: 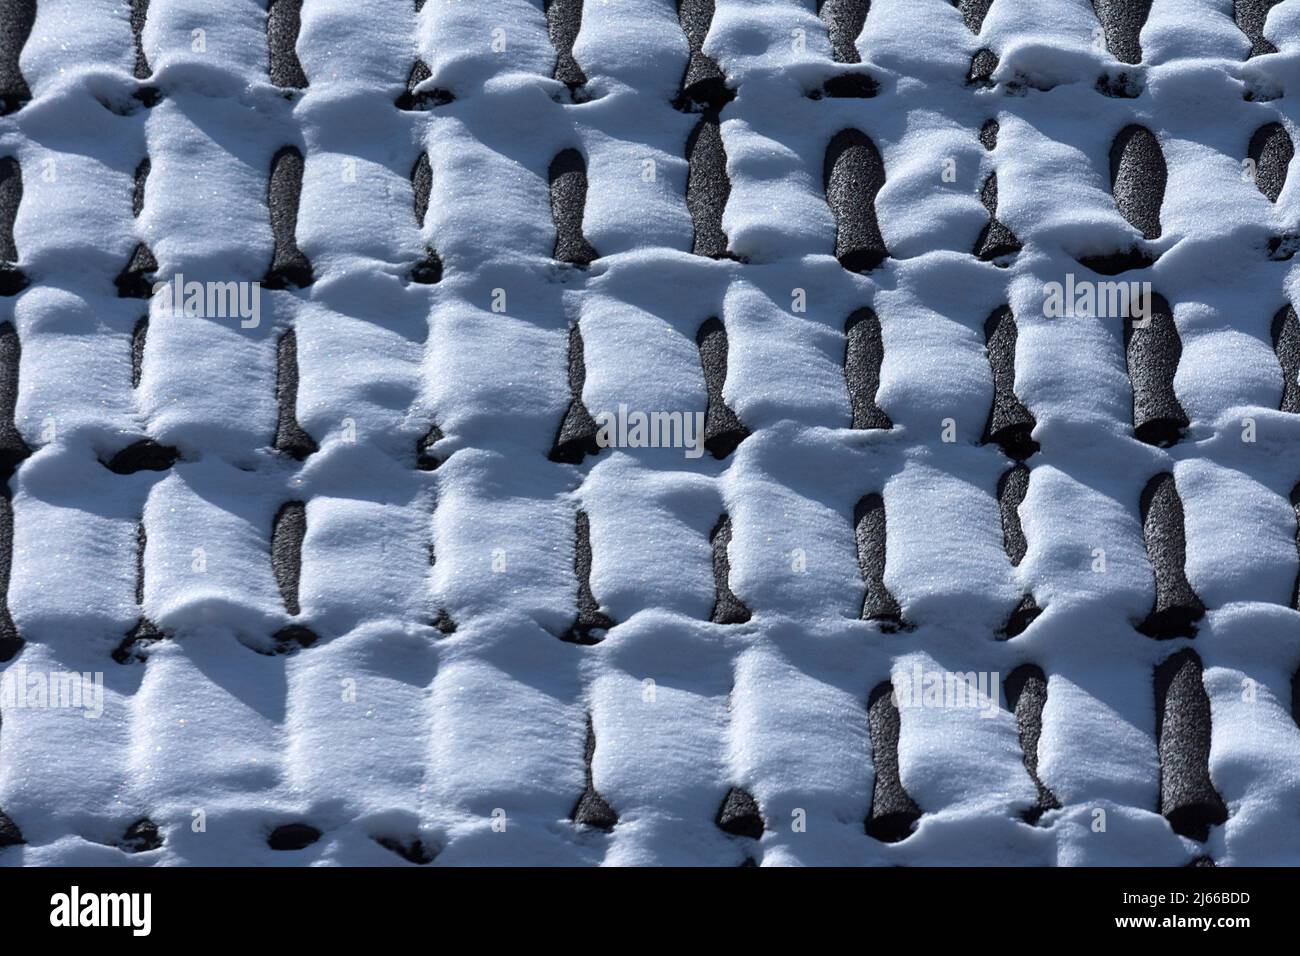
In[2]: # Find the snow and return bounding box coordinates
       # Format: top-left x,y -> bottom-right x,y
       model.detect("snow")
0,0 -> 1296,864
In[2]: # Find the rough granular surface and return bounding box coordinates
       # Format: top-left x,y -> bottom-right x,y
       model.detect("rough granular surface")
0,0 -> 1299,866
